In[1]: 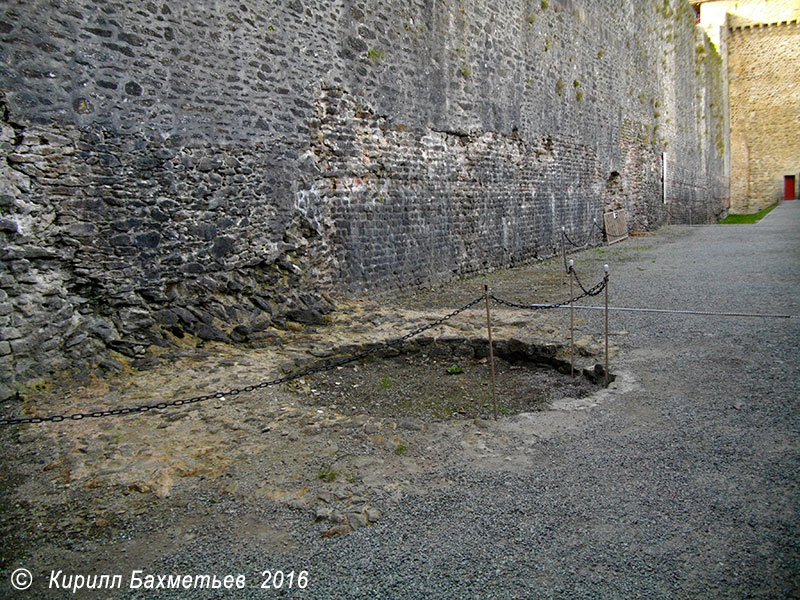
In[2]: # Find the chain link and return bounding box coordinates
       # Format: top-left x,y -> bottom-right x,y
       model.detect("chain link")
570,266 -> 604,296
560,225 -> 602,275
562,227 -> 596,249
490,272 -> 607,311
593,219 -> 605,234
0,296 -> 484,427
1,269 -> 609,428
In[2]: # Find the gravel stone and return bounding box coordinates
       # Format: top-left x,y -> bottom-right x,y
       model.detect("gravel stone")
2,205 -> 798,600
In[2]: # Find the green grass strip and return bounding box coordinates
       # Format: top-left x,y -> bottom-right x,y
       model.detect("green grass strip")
719,203 -> 778,224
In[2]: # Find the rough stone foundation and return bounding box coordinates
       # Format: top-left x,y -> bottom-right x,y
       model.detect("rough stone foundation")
0,0 -> 728,398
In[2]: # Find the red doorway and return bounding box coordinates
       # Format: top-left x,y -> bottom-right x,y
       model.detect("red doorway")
785,176 -> 796,201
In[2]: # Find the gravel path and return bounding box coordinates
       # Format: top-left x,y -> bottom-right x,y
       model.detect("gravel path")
144,203 -> 798,599
6,204 -> 799,599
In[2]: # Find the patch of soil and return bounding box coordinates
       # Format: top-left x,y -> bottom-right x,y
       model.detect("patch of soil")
292,342 -> 599,420
0,280 -> 612,585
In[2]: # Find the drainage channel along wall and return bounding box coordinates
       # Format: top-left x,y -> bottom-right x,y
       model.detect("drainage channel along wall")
0,0 -> 729,398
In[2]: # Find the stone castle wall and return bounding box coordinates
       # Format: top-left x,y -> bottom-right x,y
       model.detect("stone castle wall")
0,0 -> 729,397
728,20 -> 800,212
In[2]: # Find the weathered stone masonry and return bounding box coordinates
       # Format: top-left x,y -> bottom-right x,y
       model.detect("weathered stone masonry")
0,0 -> 728,398
728,20 -> 800,212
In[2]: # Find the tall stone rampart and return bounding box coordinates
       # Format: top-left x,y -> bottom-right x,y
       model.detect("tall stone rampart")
728,19 -> 800,212
0,0 -> 729,397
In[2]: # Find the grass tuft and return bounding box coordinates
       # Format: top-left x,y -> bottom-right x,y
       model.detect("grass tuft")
318,467 -> 338,482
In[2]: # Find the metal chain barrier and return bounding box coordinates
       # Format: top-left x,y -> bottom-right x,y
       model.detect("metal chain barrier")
490,270 -> 607,311
569,265 -> 604,297
562,229 -> 586,248
561,222 -> 599,249
593,219 -> 605,234
562,207 -> 696,242
0,296 -> 485,427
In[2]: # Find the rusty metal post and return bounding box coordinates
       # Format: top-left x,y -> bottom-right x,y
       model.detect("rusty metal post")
604,264 -> 609,386
484,284 -> 498,421
569,259 -> 574,377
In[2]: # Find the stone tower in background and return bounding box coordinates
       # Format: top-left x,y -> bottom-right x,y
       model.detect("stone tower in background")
694,0 -> 800,212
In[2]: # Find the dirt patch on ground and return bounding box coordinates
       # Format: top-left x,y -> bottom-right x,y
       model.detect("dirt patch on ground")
294,342 -> 599,420
0,256 -> 617,593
